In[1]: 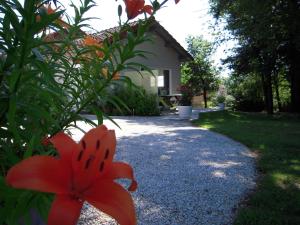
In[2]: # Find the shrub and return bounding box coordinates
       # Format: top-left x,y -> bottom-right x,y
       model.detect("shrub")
104,83 -> 160,116
177,84 -> 194,106
225,95 -> 235,109
226,74 -> 265,112
216,95 -> 226,103
211,93 -> 225,106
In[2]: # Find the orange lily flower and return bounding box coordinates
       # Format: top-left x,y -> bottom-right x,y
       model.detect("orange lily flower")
37,4 -> 70,29
84,35 -> 101,47
6,125 -> 137,225
101,67 -> 121,80
124,0 -> 153,20
113,71 -> 121,80
83,35 -> 105,59
101,67 -> 109,78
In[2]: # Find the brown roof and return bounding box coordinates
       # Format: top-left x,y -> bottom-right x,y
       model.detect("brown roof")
43,20 -> 193,62
91,20 -> 193,62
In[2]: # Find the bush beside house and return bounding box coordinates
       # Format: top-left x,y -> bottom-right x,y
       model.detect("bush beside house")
103,84 -> 160,116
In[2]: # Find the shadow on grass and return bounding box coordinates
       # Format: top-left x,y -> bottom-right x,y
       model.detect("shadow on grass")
194,111 -> 300,225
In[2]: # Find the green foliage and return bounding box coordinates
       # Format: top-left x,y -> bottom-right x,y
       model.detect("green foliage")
211,93 -> 226,106
224,95 -> 235,109
209,0 -> 300,113
216,95 -> 225,103
274,70 -> 291,112
181,35 -> 219,107
103,83 -> 160,116
215,84 -> 227,104
181,36 -> 219,91
177,84 -> 193,106
194,111 -> 300,225
225,74 -> 265,111
0,0 -> 162,223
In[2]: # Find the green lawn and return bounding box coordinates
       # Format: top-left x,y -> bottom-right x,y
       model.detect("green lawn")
193,111 -> 300,225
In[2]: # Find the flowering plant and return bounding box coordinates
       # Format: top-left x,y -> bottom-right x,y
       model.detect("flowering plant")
0,0 -> 180,224
7,125 -> 137,225
177,83 -> 194,106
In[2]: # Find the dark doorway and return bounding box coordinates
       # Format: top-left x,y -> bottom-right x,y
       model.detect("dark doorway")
158,70 -> 170,96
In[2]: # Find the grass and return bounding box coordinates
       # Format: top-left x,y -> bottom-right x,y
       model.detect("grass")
193,111 -> 300,225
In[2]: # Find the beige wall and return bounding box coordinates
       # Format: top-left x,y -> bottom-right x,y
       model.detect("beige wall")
123,33 -> 182,95
123,70 -> 159,94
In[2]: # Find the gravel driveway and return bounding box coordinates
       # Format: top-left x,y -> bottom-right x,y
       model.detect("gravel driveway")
75,112 -> 256,225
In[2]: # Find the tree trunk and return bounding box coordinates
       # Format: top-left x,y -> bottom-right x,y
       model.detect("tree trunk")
273,74 -> 282,111
266,72 -> 274,114
289,50 -> 300,113
286,0 -> 300,112
203,87 -> 208,108
261,72 -> 274,114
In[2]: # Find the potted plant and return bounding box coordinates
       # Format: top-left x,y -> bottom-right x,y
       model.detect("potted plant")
177,84 -> 193,119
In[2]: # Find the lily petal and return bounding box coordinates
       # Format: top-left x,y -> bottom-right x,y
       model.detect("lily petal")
49,132 -> 79,164
6,156 -> 70,194
104,162 -> 138,191
125,0 -> 145,19
143,5 -> 153,15
72,125 -> 116,191
48,195 -> 83,225
84,180 -> 136,225
78,125 -> 108,153
84,35 -> 100,46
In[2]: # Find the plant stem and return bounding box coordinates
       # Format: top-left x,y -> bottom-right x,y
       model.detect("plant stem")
53,77 -> 113,135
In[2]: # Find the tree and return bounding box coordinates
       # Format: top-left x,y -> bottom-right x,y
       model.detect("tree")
225,72 -> 265,111
181,36 -> 219,108
209,0 -> 300,113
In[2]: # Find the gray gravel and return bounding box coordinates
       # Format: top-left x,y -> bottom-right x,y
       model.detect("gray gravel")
75,111 -> 256,225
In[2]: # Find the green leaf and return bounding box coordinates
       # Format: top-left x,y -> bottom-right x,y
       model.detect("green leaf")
91,106 -> 103,125
30,10 -> 64,35
23,134 -> 40,159
7,95 -> 21,144
104,114 -> 121,130
1,2 -> 22,36
8,69 -> 21,93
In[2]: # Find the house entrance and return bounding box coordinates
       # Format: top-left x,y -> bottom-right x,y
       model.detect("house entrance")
158,70 -> 170,96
